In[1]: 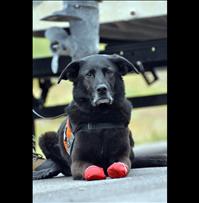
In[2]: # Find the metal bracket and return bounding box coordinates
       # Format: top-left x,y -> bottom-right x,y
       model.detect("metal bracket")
38,78 -> 52,106
136,61 -> 159,85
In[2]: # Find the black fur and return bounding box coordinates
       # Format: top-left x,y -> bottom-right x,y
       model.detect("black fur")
33,54 -> 166,180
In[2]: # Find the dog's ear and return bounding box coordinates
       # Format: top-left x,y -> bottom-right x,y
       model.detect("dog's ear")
107,54 -> 140,75
57,60 -> 82,83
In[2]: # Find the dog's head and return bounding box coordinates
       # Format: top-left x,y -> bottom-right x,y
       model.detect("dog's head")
58,54 -> 139,107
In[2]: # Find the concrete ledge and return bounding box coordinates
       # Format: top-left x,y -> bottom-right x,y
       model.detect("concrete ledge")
134,141 -> 167,157
33,167 -> 167,203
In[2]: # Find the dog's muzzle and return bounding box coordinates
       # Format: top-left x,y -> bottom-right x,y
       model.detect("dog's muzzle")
92,84 -> 113,106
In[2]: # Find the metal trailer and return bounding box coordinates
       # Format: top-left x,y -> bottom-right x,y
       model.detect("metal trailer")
33,1 -> 167,124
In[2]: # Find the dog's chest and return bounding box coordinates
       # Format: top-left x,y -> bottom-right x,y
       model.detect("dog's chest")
67,101 -> 131,124
72,128 -> 129,162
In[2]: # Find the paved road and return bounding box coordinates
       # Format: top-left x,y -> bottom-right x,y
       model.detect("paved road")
33,167 -> 167,203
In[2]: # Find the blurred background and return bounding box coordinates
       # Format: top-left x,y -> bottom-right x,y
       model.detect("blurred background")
33,1 -> 167,155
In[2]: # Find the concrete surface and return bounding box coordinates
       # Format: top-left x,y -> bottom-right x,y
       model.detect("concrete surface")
134,141 -> 167,157
33,167 -> 167,203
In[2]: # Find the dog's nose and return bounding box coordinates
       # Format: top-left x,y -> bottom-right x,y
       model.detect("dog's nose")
97,85 -> 107,94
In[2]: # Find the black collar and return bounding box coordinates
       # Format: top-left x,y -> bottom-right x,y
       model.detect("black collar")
69,119 -> 125,135
78,122 -> 125,132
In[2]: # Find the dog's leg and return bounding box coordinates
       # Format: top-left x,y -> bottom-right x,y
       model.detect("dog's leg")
71,161 -> 106,181
107,155 -> 131,179
39,132 -> 71,177
107,131 -> 132,179
33,159 -> 61,180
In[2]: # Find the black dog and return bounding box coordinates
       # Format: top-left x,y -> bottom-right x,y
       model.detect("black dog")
33,54 -> 166,180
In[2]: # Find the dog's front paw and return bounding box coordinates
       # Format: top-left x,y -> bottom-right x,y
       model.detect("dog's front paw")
107,162 -> 128,179
84,165 -> 106,181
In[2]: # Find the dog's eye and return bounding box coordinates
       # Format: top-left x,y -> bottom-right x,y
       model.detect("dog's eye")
106,70 -> 113,74
105,69 -> 114,76
86,72 -> 93,78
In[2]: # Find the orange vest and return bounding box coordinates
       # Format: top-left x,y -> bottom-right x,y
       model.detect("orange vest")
63,118 -> 74,155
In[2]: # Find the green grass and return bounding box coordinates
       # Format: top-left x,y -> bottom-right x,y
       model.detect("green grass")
33,70 -> 167,106
33,38 -> 51,58
34,105 -> 167,155
33,71 -> 167,155
33,37 -> 167,155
